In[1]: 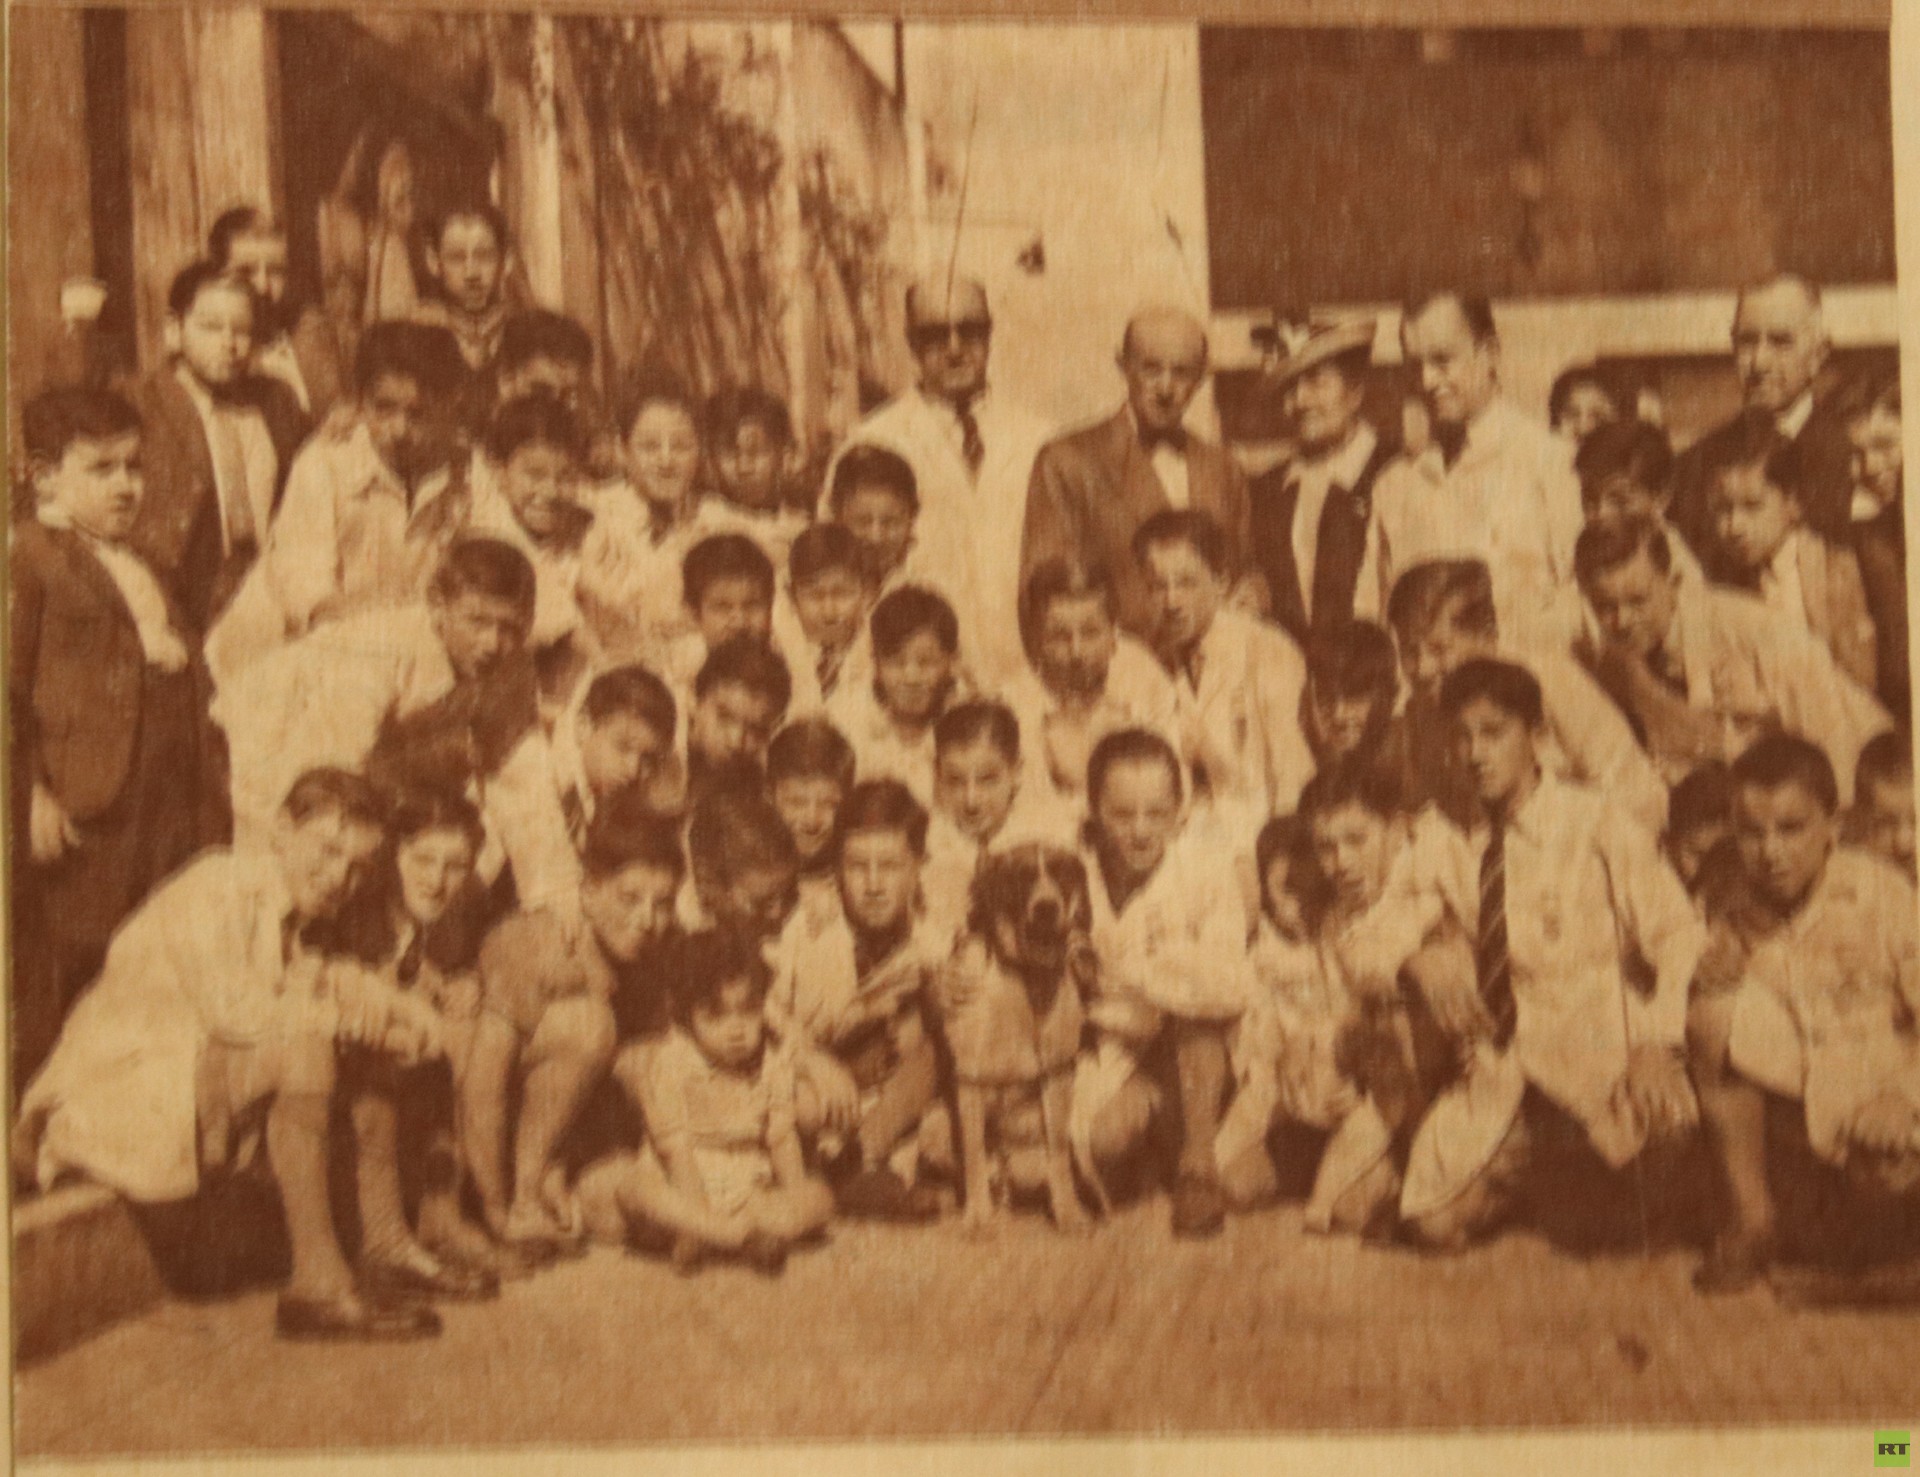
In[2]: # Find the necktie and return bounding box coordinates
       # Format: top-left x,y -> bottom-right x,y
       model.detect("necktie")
1434,421 -> 1468,470
396,932 -> 426,987
1311,485 -> 1367,627
561,787 -> 588,853
210,408 -> 259,556
1477,819 -> 1517,1049
955,401 -> 984,478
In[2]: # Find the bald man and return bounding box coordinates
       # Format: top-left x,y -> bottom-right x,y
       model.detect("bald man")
1670,275 -> 1856,552
1022,306 -> 1256,645
821,275 -> 1054,688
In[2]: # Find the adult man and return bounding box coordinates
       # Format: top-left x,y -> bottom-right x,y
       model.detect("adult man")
822,275 -> 1052,687
1396,660 -> 1704,1251
16,769 -> 441,1340
414,203 -> 514,374
1247,317 -> 1394,641
208,205 -> 351,426
124,262 -> 307,633
1024,305 -> 1255,647
1573,514 -> 1890,803
1372,292 -> 1585,647
1670,275 -> 1856,550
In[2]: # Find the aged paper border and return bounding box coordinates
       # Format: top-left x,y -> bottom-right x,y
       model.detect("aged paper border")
5,0 -> 1917,1472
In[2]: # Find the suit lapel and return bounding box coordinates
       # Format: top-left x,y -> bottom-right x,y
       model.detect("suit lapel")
1261,472 -> 1308,635
48,527 -> 140,634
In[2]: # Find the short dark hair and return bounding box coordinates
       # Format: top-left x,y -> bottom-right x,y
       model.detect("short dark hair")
387,784 -> 486,852
835,778 -> 929,858
1438,657 -> 1545,729
766,717 -> 856,791
788,523 -> 864,588
282,767 -> 387,828
581,796 -> 686,881
683,533 -> 775,611
484,391 -> 583,465
1704,415 -> 1804,507
581,664 -> 676,740
1548,363 -> 1614,429
206,205 -> 280,267
430,201 -> 509,253
871,585 -> 959,660
1731,732 -> 1839,816
1255,812 -> 1309,882
23,386 -> 142,466
1306,620 -> 1398,704
429,536 -> 539,617
1386,559 -> 1497,645
1298,755 -> 1404,826
1087,727 -> 1184,807
705,385 -> 793,448
1132,508 -> 1233,579
829,444 -> 919,516
1667,761 -> 1734,841
496,310 -> 594,378
1404,290 -> 1497,344
354,321 -> 468,399
694,634 -> 792,714
1574,513 -> 1673,589
1856,730 -> 1913,800
688,783 -> 798,883
615,368 -> 699,439
1838,370 -> 1900,425
1575,420 -> 1673,505
168,260 -> 250,319
1020,557 -> 1113,656
669,929 -> 772,1028
935,700 -> 1021,763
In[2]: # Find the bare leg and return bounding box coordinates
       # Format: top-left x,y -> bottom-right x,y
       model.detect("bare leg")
749,1178 -> 835,1244
601,1151 -> 749,1252
1040,1071 -> 1092,1233
508,998 -> 616,1233
1689,993 -> 1777,1252
265,1034 -> 354,1303
858,1038 -> 939,1169
1220,1139 -> 1280,1211
1173,1021 -> 1229,1182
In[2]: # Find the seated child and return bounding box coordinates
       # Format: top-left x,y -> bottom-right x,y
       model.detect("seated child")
574,930 -> 832,1274
1069,728 -> 1257,1238
684,635 -> 793,806
771,780 -> 946,1221
767,717 -> 857,920
777,523 -> 870,714
1848,729 -> 1916,881
461,808 -> 683,1252
1703,421 -> 1878,691
577,375 -> 716,663
702,386 -> 809,568
1689,733 -> 1920,1301
827,585 -> 963,809
664,532 -> 781,691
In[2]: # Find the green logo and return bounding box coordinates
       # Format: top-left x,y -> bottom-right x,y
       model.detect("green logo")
1878,1432 -> 1912,1467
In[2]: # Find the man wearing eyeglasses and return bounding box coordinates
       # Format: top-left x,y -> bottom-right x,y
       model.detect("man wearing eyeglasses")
1021,305 -> 1258,648
821,275 -> 1054,690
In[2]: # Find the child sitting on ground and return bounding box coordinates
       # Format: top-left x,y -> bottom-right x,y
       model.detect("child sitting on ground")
827,585 -> 965,809
574,930 -> 832,1274
703,387 -> 810,568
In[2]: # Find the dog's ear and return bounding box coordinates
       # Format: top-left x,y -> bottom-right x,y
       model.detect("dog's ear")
967,853 -> 1017,938
1050,851 -> 1092,929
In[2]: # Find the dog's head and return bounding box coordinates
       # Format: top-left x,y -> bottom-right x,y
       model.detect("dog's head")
969,843 -> 1093,983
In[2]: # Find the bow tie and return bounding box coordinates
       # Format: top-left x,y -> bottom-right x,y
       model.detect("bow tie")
1140,424 -> 1189,455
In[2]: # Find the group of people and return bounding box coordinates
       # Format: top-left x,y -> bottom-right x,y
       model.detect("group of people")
10,188 -> 1919,1344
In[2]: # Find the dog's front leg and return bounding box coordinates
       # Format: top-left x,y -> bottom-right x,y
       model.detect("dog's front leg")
956,1083 -> 998,1239
1040,1071 -> 1092,1236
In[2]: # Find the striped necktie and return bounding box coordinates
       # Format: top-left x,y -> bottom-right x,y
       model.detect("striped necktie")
1477,819 -> 1518,1048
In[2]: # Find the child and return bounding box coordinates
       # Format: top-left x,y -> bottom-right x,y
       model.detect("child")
574,930 -> 831,1273
665,532 -> 781,690
1704,422 -> 1878,691
777,523 -> 870,714
414,202 -> 513,374
1849,729 -> 1916,880
461,809 -> 684,1251
1302,620 -> 1400,771
771,780 -> 945,1221
1666,760 -> 1739,896
577,376 -> 716,664
826,585 -> 963,809
1072,728 -> 1256,1237
680,780 -> 802,945
828,443 -> 923,594
766,717 -> 857,919
1573,419 -> 1706,589
703,386 -> 809,567
12,387 -> 228,1089
684,635 -> 793,803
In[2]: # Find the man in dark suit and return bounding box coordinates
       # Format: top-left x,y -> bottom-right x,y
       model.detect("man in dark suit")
11,387 -> 227,1089
1670,274 -> 1857,555
123,261 -> 307,634
208,204 -> 352,429
1247,316 -> 1394,642
1022,305 -> 1255,644
1844,374 -> 1907,721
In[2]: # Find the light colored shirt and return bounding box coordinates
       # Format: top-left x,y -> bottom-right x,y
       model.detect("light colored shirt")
575,485 -> 726,665
466,454 -> 589,651
1005,634 -> 1181,812
1291,422 -> 1382,625
1126,405 -> 1191,511
177,367 -> 278,556
1084,828 -> 1255,1023
824,678 -> 943,810
1758,533 -> 1811,633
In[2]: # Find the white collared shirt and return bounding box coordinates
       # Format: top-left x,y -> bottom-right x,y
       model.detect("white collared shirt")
1758,533 -> 1811,633
176,366 -> 278,555
1289,422 -> 1381,623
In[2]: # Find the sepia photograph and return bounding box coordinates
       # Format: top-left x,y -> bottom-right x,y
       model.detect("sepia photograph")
4,0 -> 1916,1467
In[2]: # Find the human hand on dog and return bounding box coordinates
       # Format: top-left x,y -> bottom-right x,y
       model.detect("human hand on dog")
804,1050 -> 861,1137
1846,1092 -> 1920,1158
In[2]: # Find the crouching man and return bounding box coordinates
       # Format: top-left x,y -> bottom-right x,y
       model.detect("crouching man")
14,769 -> 442,1341
1689,733 -> 1920,1303
1397,659 -> 1704,1249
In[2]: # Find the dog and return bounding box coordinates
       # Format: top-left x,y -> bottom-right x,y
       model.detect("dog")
937,842 -> 1096,1236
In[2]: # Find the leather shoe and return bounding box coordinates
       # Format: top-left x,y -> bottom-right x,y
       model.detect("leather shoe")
362,1246 -> 500,1303
276,1291 -> 442,1342
738,1230 -> 789,1276
1170,1172 -> 1228,1239
836,1167 -> 942,1223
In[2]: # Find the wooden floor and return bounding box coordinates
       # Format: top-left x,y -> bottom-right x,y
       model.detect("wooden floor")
17,1198 -> 1920,1458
